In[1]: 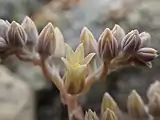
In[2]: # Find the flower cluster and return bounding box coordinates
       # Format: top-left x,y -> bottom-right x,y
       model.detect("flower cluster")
98,25 -> 158,70
0,16 -> 158,120
85,81 -> 160,120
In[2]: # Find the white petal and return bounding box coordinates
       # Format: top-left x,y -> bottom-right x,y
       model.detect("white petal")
65,43 -> 74,63
75,43 -> 84,63
83,53 -> 96,65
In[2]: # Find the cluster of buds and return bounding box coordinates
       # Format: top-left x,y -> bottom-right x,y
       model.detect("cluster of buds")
0,16 -> 158,120
85,81 -> 160,120
98,25 -> 158,74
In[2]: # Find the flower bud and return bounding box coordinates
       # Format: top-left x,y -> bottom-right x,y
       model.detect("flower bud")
135,48 -> 158,62
0,37 -> 8,52
139,32 -> 151,48
37,23 -> 56,57
81,27 -> 97,55
7,21 -> 27,47
147,81 -> 160,101
53,27 -> 65,57
102,108 -> 117,120
121,30 -> 141,53
0,19 -> 10,40
148,93 -> 160,117
127,90 -> 147,118
21,16 -> 38,49
112,24 -> 125,44
101,92 -> 118,115
98,28 -> 118,62
85,109 -> 99,120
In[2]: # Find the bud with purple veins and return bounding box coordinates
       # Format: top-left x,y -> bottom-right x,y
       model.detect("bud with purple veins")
81,27 -> 97,55
7,21 -> 27,47
121,30 -> 141,53
112,24 -> 125,44
0,19 -> 10,41
135,47 -> 158,62
37,23 -> 56,57
139,32 -> 151,48
98,28 -> 118,62
21,16 -> 38,49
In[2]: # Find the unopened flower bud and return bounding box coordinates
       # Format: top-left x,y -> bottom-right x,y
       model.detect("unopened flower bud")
81,27 -> 97,55
121,30 -> 141,53
7,21 -> 27,47
148,93 -> 160,117
98,28 -> 118,62
139,32 -> 151,48
102,108 -> 117,120
85,109 -> 99,120
147,81 -> 160,101
21,16 -> 38,49
0,19 -> 10,40
135,48 -> 158,62
112,24 -> 125,44
101,92 -> 118,115
127,90 -> 147,118
53,27 -> 65,57
0,37 -> 8,52
37,23 -> 56,57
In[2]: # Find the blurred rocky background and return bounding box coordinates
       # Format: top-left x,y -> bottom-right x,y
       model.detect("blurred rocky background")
0,0 -> 160,120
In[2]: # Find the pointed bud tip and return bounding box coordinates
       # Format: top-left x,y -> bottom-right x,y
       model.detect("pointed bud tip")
11,21 -> 20,27
82,26 -> 89,31
24,16 -> 32,21
147,81 -> 160,101
47,22 -> 54,28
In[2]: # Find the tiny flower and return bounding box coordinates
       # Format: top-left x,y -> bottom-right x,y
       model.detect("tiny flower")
121,30 -> 141,53
101,92 -> 118,115
139,32 -> 151,48
37,23 -> 56,57
135,47 -> 158,62
21,16 -> 38,49
148,93 -> 160,117
102,108 -> 118,120
85,109 -> 99,120
64,43 -> 95,66
127,90 -> 147,118
112,24 -> 125,44
61,43 -> 95,95
63,62 -> 87,95
81,27 -> 97,55
98,28 -> 118,62
7,21 -> 27,47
